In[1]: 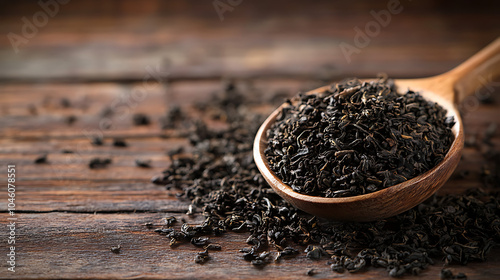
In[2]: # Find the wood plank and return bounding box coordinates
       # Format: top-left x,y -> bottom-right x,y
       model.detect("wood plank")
0,79 -> 316,138
0,213 -> 499,279
0,137 -> 189,155
0,1 -> 498,81
4,181 -> 190,213
0,83 -> 497,215
0,144 -> 494,213
0,1 -> 499,278
0,103 -> 497,279
0,80 -> 498,138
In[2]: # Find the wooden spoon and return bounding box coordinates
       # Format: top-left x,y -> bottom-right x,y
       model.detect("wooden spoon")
254,38 -> 500,221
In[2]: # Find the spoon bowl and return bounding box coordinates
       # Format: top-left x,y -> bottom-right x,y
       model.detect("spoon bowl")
254,38 -> 500,221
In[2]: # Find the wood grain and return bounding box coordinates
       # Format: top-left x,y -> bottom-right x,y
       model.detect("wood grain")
0,1 -> 499,81
0,213 -> 499,279
0,81 -> 497,279
0,0 -> 499,278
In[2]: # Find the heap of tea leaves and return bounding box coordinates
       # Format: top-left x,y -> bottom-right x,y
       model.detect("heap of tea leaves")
265,78 -> 455,197
151,81 -> 499,278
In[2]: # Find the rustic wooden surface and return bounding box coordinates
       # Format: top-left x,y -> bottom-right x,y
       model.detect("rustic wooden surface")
0,0 -> 499,279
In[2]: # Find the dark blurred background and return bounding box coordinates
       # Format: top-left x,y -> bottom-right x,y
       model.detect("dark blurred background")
0,0 -> 499,83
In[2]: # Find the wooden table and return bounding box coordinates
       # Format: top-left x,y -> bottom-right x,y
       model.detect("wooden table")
0,0 -> 499,279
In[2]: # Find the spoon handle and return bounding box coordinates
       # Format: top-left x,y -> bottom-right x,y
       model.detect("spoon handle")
446,37 -> 500,104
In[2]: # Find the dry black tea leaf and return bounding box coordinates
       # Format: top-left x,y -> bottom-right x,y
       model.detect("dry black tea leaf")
150,80 -> 499,278
88,158 -> 112,169
265,78 -> 455,198
65,115 -> 77,125
34,154 -> 48,164
133,113 -> 150,126
110,245 -> 121,254
194,249 -> 210,264
135,159 -> 151,168
60,98 -> 71,108
91,136 -> 103,146
112,138 -> 127,147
